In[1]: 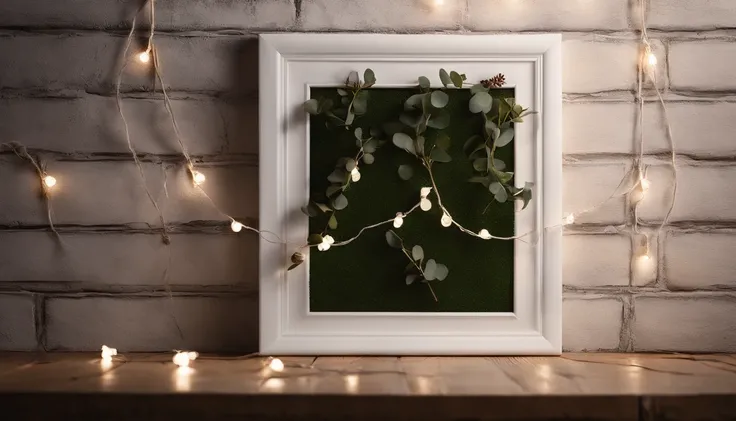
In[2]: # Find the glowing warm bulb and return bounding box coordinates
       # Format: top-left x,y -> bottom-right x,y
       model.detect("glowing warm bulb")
640,254 -> 651,261
393,213 -> 404,228
101,345 -> 117,362
420,187 -> 432,198
43,175 -> 57,188
173,351 -> 198,367
646,52 -> 657,67
350,167 -> 361,182
138,51 -> 151,63
433,0 -> 445,6
192,171 -> 206,185
640,178 -> 650,191
317,235 -> 335,252
420,198 -> 432,211
565,214 -> 575,225
478,229 -> 491,240
440,212 -> 452,227
231,220 -> 243,232
269,357 -> 285,372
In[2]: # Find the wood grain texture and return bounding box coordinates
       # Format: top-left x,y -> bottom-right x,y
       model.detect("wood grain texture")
0,353 -> 735,420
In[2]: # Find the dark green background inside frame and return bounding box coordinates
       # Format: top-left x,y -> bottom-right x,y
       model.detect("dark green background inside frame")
309,87 -> 516,313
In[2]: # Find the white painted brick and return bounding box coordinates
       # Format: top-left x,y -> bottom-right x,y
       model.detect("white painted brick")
563,40 -> 665,94
0,34 -> 253,93
646,102 -> 736,157
0,294 -> 37,351
301,0 -> 462,31
45,295 -> 257,352
0,96 -> 233,155
468,0 -> 627,31
670,42 -> 736,91
649,0 -> 736,30
0,232 -> 257,286
563,234 -> 630,287
0,0 -> 295,30
563,296 -> 622,351
633,295 -> 736,352
637,164 -> 736,223
0,160 -> 258,225
563,163 -> 629,225
564,102 -> 637,155
222,97 -> 259,155
665,232 -> 736,290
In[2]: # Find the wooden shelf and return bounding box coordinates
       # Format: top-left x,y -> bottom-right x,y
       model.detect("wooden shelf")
1,353 -> 735,420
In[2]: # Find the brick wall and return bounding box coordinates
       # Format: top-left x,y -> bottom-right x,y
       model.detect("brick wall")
0,0 -> 734,353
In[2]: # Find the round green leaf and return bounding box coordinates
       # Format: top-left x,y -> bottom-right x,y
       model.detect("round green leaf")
398,164 -> 414,181
363,68 -> 376,86
385,230 -> 402,248
362,153 -> 375,164
449,71 -> 464,88
326,184 -> 342,198
337,89 -> 348,96
430,91 -> 449,108
439,68 -> 452,86
494,187 -> 508,203
418,76 -> 430,89
469,92 -> 492,114
473,158 -> 488,172
470,84 -> 488,95
430,148 -> 452,163
308,234 -> 324,245
427,110 -> 449,129
493,158 -> 506,171
345,158 -> 357,171
406,274 -> 418,285
327,169 -> 346,183
399,112 -> 421,128
404,94 -> 424,111
353,93 -> 368,115
424,259 -> 437,281
328,214 -> 338,230
304,99 -> 320,115
354,127 -> 363,140
412,245 -> 424,262
435,264 -> 449,281
347,71 -> 359,86
393,133 -> 416,155
435,133 -> 451,151
489,182 -> 504,195
332,194 -> 348,210
463,135 -> 483,156
495,128 -> 515,147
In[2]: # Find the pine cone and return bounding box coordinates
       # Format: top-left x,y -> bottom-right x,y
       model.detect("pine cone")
480,73 -> 506,88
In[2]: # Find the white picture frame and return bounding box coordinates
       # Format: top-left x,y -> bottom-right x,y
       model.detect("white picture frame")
259,33 -> 562,355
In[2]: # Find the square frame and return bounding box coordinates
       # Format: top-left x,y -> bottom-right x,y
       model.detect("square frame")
259,33 -> 562,355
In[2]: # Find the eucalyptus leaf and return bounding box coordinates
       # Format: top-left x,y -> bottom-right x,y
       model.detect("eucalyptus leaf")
492,167 -> 514,184
326,184 -> 342,198
424,259 -> 437,281
345,110 -> 355,126
406,274 -> 418,285
449,71 -> 464,88
345,158 -> 357,171
473,158 -> 488,172
337,89 -> 348,96
315,203 -> 331,213
469,92 -> 492,114
489,182 -> 504,195
495,128 -> 515,147
412,245 -> 424,262
439,68 -> 452,87
354,127 -> 363,140
463,135 -> 483,156
493,158 -> 506,171
341,97 -> 350,106
484,119 -> 498,137
304,99 -> 320,115
347,71 -> 360,86
418,76 -> 430,89
398,164 -> 414,181
416,135 -> 426,155
427,110 -> 449,129
494,187 -> 508,203
363,139 -> 378,153
400,112 -> 421,128
301,204 -> 318,217
435,133 -> 451,151
332,194 -> 348,210
353,92 -> 368,115
430,148 -> 452,163
468,176 -> 491,188
404,94 -> 424,111
362,153 -> 375,164
328,214 -> 338,229
386,230 -> 402,249
363,68 -> 376,86
430,91 -> 449,108
327,169 -> 347,183
435,264 -> 449,281
470,84 -> 488,95
393,133 -> 417,155
308,234 -> 324,245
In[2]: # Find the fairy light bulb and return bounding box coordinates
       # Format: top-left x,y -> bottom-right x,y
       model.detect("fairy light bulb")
350,167 -> 361,182
440,212 -> 452,227
393,213 -> 404,228
420,187 -> 432,211
646,51 -> 657,68
173,351 -> 198,367
138,50 -> 151,63
478,229 -> 491,240
230,220 -> 243,232
317,235 -> 335,251
192,171 -> 206,185
101,345 -> 117,362
269,357 -> 284,372
565,214 -> 575,225
640,178 -> 651,191
43,175 -> 57,188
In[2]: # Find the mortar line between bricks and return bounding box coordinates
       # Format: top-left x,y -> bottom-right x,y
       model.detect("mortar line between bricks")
564,287 -> 736,295
33,290 -> 258,299
0,284 -> 258,296
0,151 -> 258,165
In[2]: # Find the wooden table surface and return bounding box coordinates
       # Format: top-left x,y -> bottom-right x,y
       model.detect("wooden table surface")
1,352 -> 735,420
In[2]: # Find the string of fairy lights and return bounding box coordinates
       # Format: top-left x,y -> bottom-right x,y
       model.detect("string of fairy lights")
3,0 -> 674,370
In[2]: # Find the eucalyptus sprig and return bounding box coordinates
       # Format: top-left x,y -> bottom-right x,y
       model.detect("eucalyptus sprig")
464,90 -> 536,209
302,126 -> 385,233
303,68 -> 376,128
386,230 -> 448,302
